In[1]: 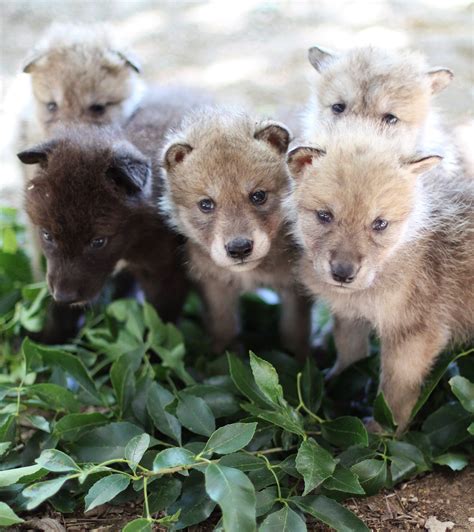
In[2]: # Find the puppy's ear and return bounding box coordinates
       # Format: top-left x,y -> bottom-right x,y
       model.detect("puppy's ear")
114,50 -> 142,73
108,143 -> 152,196
254,121 -> 291,154
164,143 -> 193,172
308,46 -> 335,72
22,52 -> 48,73
427,68 -> 453,94
405,155 -> 442,176
287,146 -> 325,178
17,140 -> 59,165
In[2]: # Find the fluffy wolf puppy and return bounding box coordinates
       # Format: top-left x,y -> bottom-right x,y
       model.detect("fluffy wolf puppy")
161,108 -> 311,358
17,90 -> 206,330
287,122 -> 474,431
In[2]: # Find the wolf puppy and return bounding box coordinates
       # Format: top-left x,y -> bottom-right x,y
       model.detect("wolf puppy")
161,109 -> 311,358
287,123 -> 474,431
18,91 -> 201,325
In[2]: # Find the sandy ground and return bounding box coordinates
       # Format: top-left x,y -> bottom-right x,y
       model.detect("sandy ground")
1,0 -> 473,207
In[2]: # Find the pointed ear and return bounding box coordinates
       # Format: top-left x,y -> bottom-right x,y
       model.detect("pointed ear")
405,155 -> 443,176
17,140 -> 59,165
427,68 -> 453,94
287,146 -> 325,178
22,52 -> 47,73
308,46 -> 335,72
114,50 -> 141,73
164,143 -> 193,172
254,122 -> 291,154
108,144 -> 152,196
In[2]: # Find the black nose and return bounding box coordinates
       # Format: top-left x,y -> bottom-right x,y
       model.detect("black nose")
330,261 -> 356,284
53,288 -> 81,305
225,238 -> 254,259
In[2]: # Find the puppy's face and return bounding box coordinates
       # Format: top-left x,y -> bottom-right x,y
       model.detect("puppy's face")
19,135 -> 151,305
26,48 -> 141,130
288,143 -> 441,291
308,46 -> 453,143
163,121 -> 291,272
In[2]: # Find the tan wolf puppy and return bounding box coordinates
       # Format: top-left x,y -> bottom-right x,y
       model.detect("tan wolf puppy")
286,122 -> 474,431
21,23 -> 144,278
161,108 -> 311,359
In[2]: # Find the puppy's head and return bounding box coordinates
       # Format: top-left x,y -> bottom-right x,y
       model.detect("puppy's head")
162,109 -> 291,272
23,24 -> 143,130
18,128 -> 152,305
288,123 -> 441,291
307,45 -> 453,145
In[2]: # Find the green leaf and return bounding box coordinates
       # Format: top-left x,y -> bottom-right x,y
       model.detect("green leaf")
72,422 -> 145,462
468,422 -> 474,435
84,473 -> 131,511
0,502 -> 24,526
249,352 -> 284,406
242,403 -> 305,437
256,486 -> 277,517
387,441 -> 428,471
260,506 -> 306,532
350,459 -> 388,495
321,417 -> 368,449
219,453 -> 265,472
449,376 -> 474,412
36,449 -> 81,472
122,518 -> 152,532
373,393 -> 397,431
292,494 -> 368,532
147,383 -> 181,444
302,357 -> 324,414
176,393 -> 215,437
111,354 -> 136,416
28,383 -> 80,413
422,403 -> 473,452
148,477 -> 182,513
295,438 -> 336,495
0,414 -> 16,442
205,464 -> 256,532
125,433 -> 150,473
153,448 -> 196,473
54,412 -> 109,442
23,476 -> 71,510
25,414 -> 50,433
185,384 -> 240,418
227,352 -> 270,407
202,422 -> 257,456
323,465 -> 365,495
433,452 -> 469,471
390,456 -> 417,484
0,464 -> 43,487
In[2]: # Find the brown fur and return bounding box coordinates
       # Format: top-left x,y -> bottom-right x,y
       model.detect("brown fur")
18,88 -> 208,322
161,108 -> 311,358
287,122 -> 474,430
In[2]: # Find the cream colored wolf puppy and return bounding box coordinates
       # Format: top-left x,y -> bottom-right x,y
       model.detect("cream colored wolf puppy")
161,108 -> 311,358
287,122 -> 474,431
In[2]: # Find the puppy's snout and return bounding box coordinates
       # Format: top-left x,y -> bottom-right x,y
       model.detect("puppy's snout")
225,238 -> 254,259
330,260 -> 356,284
52,287 -> 82,305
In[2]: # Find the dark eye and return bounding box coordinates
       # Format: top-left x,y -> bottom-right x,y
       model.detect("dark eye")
198,198 -> 215,213
89,104 -> 106,116
90,237 -> 108,249
383,113 -> 398,125
317,210 -> 333,224
41,229 -> 53,243
331,103 -> 346,114
250,190 -> 267,205
372,218 -> 388,231
46,102 -> 57,112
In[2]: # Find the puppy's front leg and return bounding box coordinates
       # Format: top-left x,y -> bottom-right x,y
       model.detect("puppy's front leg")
380,327 -> 447,433
279,290 -> 312,362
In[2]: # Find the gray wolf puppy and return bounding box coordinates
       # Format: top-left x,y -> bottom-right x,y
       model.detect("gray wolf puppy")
161,108 -> 311,359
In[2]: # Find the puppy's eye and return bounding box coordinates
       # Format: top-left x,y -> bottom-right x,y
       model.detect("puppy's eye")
372,218 -> 389,231
317,210 -> 333,224
46,102 -> 58,112
250,190 -> 267,205
90,237 -> 108,249
331,103 -> 346,114
42,229 -> 53,243
383,113 -> 398,125
198,198 -> 215,213
89,104 -> 106,116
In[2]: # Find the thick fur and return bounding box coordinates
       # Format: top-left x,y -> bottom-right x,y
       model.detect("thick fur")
19,89 -> 208,327
161,108 -> 311,358
287,121 -> 474,431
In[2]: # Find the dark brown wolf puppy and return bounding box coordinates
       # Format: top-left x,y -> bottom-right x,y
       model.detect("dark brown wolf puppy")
18,90 -> 205,331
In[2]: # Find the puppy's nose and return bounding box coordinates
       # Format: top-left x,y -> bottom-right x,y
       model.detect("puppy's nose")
53,287 -> 81,305
225,238 -> 254,259
330,261 -> 356,284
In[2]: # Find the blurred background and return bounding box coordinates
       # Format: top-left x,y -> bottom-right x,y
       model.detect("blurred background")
1,0 -> 473,206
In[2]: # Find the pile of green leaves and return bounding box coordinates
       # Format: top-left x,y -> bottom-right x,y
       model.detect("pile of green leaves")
1,207 -> 473,531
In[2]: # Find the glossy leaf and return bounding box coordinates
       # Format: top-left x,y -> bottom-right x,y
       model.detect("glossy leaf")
153,447 -> 196,473
373,393 -> 396,431
295,438 -> 336,495
84,473 -> 130,512
176,393 -> 215,437
0,502 -> 24,526
260,505 -> 306,532
36,449 -> 81,472
23,476 -> 71,510
202,422 -> 257,456
249,352 -> 284,406
449,376 -> 474,412
323,465 -> 365,495
321,417 -> 368,449
350,459 -> 388,495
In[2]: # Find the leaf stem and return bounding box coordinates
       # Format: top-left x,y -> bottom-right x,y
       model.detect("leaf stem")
143,476 -> 151,520
296,372 -> 324,424
258,453 -> 282,501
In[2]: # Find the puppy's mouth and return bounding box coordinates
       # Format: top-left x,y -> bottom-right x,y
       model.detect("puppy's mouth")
227,258 -> 263,272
